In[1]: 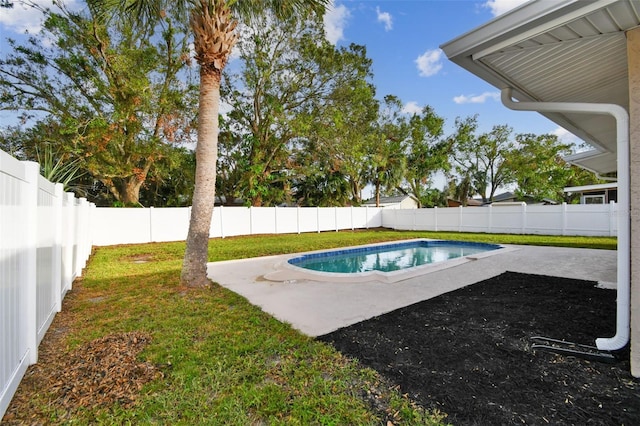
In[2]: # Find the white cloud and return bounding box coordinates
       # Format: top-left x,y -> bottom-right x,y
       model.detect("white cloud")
402,101 -> 422,115
453,91 -> 500,104
415,49 -> 443,77
0,0 -> 83,34
376,6 -> 392,31
483,0 -> 530,17
323,1 -> 350,45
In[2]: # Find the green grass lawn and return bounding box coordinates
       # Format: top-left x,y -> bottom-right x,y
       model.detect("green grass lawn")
21,230 -> 615,424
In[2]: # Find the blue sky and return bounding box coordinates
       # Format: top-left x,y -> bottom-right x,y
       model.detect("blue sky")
323,0 -> 579,145
0,0 -> 580,147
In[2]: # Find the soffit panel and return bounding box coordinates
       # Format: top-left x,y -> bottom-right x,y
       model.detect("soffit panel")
566,151 -> 618,175
480,33 -> 627,104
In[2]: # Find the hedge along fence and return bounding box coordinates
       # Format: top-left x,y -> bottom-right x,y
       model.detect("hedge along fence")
1,150 -> 93,419
91,201 -> 617,247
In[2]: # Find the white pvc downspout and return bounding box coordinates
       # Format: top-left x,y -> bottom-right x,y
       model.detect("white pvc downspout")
501,88 -> 630,351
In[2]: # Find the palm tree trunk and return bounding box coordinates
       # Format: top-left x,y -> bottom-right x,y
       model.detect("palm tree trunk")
181,67 -> 220,287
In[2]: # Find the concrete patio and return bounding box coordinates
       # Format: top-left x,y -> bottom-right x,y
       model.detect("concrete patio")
208,244 -> 617,337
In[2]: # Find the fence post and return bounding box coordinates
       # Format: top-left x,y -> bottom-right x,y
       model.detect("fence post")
23,161 -> 39,364
610,201 -> 616,237
488,204 -> 493,233
149,206 -> 154,242
521,202 -> 527,234
458,206 -> 463,233
249,206 -> 254,235
297,206 -> 301,234
76,198 -> 89,274
62,192 -> 75,291
434,206 -> 438,232
335,207 -> 339,232
274,205 -> 278,234
365,206 -> 369,229
317,206 -> 321,233
561,202 -> 568,236
350,206 -> 354,230
53,183 -> 63,312
219,205 -> 225,238
413,208 -> 417,231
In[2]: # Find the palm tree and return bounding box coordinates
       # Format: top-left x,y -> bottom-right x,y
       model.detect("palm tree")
89,0 -> 329,287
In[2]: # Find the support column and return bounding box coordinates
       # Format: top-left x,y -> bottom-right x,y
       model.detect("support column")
627,27 -> 640,377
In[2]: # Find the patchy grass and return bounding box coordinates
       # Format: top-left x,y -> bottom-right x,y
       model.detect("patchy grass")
4,229 -> 615,425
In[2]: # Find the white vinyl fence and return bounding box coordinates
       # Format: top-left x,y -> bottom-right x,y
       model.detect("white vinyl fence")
92,201 -> 617,246
1,150 -> 93,419
91,205 -> 384,245
384,202 -> 618,236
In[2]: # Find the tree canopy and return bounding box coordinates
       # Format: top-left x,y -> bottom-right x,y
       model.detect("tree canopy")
0,2 -> 198,205
0,1 -> 601,212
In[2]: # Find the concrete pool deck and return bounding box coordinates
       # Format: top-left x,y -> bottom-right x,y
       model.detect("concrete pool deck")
207,244 -> 617,337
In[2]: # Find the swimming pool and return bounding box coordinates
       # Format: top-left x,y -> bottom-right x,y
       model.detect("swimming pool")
264,239 -> 507,283
289,240 -> 500,273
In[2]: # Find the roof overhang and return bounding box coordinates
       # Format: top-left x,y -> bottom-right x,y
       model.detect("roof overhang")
564,182 -> 618,193
440,0 -> 640,175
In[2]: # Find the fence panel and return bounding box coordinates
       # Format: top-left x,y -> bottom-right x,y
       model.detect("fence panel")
460,207 -> 491,233
250,207 -> 277,235
1,150 -> 93,420
0,152 -> 31,419
317,207 -> 337,232
385,203 -> 617,237
36,176 -> 59,345
432,207 -> 461,231
525,204 -> 563,235
565,203 -> 614,236
488,205 -> 526,234
92,208 -> 150,245
150,207 -> 189,242
275,207 -> 299,234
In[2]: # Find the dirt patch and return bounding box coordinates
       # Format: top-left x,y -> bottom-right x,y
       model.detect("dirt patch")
318,271 -> 640,425
2,331 -> 160,424
126,254 -> 155,264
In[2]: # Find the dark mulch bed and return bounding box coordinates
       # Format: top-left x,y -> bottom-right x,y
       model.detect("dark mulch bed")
318,272 -> 639,425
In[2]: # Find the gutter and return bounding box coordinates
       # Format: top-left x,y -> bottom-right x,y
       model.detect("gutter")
501,88 -> 630,351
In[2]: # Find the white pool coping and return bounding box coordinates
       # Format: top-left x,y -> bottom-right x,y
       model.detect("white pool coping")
207,244 -> 617,337
264,239 -> 514,284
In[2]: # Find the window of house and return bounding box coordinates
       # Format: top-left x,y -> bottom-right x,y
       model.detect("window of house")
583,194 -> 605,204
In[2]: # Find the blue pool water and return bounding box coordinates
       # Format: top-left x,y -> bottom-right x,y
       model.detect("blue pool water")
288,240 -> 501,274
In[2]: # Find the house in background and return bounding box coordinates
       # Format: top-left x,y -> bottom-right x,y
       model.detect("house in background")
363,195 -> 419,209
446,198 -> 483,207
448,192 -> 558,207
564,183 -> 618,204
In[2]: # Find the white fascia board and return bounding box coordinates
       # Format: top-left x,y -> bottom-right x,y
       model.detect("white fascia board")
471,0 -> 621,60
440,0 -> 620,60
440,0 -> 581,58
563,182 -> 618,192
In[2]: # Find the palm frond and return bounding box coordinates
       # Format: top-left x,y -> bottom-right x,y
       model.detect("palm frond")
36,145 -> 87,194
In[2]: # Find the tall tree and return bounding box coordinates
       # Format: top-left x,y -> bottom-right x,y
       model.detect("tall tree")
92,0 -> 330,287
368,95 -> 408,206
223,15 -> 375,206
0,2 -> 197,205
453,121 -> 516,203
298,75 -> 378,205
403,106 -> 450,208
506,133 -> 600,202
